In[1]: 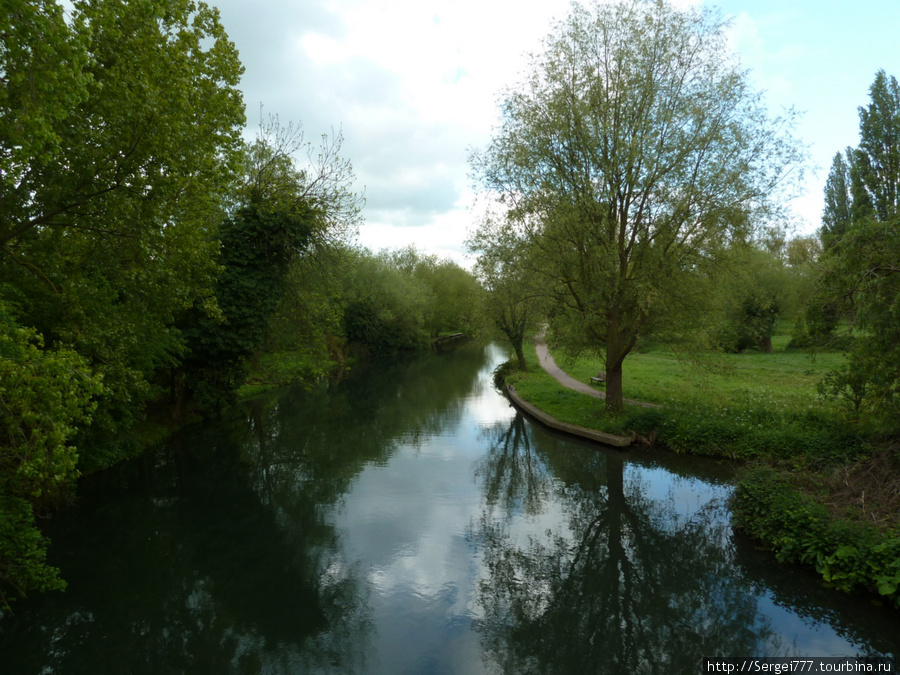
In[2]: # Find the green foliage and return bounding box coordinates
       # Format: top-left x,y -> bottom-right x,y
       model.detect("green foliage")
1,0 -> 246,464
0,301 -> 103,607
0,0 -> 252,603
822,151 -> 853,248
471,0 -> 803,410
851,71 -> 900,223
341,251 -> 432,356
467,208 -> 546,370
180,119 -> 363,412
811,72 -> 900,427
0,497 -> 65,610
0,0 -> 91,179
182,203 -> 315,411
333,247 -> 478,359
711,244 -> 799,354
419,258 -> 480,337
733,468 -> 900,607
262,253 -> 350,379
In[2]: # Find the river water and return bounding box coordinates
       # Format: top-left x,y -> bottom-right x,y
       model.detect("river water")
1,341 -> 898,673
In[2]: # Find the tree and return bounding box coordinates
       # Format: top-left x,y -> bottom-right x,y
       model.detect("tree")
711,241 -> 815,354
0,300 -> 103,608
180,201 -> 315,411
180,119 -> 363,412
419,259 -> 480,337
340,249 -> 433,356
851,70 -> 900,223
1,0 -> 245,602
388,247 -> 479,337
471,0 -> 802,410
822,151 -> 853,248
0,1 -> 91,196
814,71 -> 900,423
468,212 -> 545,370
0,0 -> 246,464
786,235 -> 822,269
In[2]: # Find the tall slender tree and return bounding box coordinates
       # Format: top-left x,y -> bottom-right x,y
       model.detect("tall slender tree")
822,151 -> 853,247
815,70 -> 900,422
851,70 -> 900,223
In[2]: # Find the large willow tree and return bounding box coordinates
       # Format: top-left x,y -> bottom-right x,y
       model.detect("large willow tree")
471,0 -> 803,410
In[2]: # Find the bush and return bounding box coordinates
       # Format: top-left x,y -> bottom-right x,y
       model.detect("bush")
0,497 -> 66,609
732,468 -> 900,607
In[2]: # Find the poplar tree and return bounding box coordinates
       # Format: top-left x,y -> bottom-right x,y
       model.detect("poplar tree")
817,71 -> 900,422
822,151 -> 853,247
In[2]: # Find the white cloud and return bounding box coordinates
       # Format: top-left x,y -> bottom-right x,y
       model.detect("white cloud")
215,0 -> 584,260
217,0 -> 900,252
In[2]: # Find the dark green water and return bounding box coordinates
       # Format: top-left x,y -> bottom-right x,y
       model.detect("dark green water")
1,341 -> 898,673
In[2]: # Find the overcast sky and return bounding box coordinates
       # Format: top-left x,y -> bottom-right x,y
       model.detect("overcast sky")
211,0 -> 900,264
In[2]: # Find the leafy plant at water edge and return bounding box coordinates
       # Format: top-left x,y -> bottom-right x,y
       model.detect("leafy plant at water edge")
732,468 -> 900,607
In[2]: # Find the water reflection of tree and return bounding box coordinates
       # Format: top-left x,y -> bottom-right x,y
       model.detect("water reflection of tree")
473,416 -> 769,674
474,413 -> 554,517
0,426 -> 373,674
0,341 -> 494,673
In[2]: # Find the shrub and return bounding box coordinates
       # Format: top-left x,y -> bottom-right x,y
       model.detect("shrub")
732,468 -> 900,607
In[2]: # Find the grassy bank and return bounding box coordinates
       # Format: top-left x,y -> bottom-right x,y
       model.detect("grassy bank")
504,338 -> 900,608
508,341 -> 868,462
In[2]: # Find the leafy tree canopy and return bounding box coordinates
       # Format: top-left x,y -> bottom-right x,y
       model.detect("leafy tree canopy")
470,0 -> 803,409
0,0 -> 246,461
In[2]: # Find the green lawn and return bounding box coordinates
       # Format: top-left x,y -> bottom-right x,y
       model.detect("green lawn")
551,340 -> 846,416
506,333 -> 867,463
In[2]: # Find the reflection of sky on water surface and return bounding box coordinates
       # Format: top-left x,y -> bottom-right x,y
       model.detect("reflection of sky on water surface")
2,341 -> 897,674
325,341 -> 897,672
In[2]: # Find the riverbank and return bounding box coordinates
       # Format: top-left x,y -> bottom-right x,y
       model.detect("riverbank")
501,340 -> 900,609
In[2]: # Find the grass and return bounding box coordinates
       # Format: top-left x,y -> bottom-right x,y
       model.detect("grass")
549,337 -> 846,415
506,330 -> 871,464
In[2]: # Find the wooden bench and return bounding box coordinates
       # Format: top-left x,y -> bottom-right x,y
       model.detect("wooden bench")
589,371 -> 606,385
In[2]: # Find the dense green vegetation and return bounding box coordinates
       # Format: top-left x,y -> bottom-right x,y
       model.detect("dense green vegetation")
0,0 -> 479,608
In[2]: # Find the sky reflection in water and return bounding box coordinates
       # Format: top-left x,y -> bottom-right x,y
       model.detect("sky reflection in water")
1,342 -> 897,674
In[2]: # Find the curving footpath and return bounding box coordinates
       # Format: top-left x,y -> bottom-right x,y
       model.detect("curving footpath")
534,339 -> 660,408
502,336 -> 648,448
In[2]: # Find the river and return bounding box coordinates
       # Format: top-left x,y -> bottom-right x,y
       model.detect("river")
1,341 -> 897,673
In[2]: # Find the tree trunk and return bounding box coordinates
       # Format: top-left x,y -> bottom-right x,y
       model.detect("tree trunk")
605,316 -> 625,411
605,361 -> 624,411
169,367 -> 187,421
515,347 -> 527,371
756,336 -> 774,353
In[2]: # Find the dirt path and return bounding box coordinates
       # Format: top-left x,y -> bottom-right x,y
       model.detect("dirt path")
534,341 -> 606,399
534,339 -> 660,409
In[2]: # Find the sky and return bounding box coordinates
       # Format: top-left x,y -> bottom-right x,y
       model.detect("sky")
211,0 -> 900,265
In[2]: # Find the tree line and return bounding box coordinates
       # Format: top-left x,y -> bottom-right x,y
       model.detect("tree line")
0,0 -> 479,607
